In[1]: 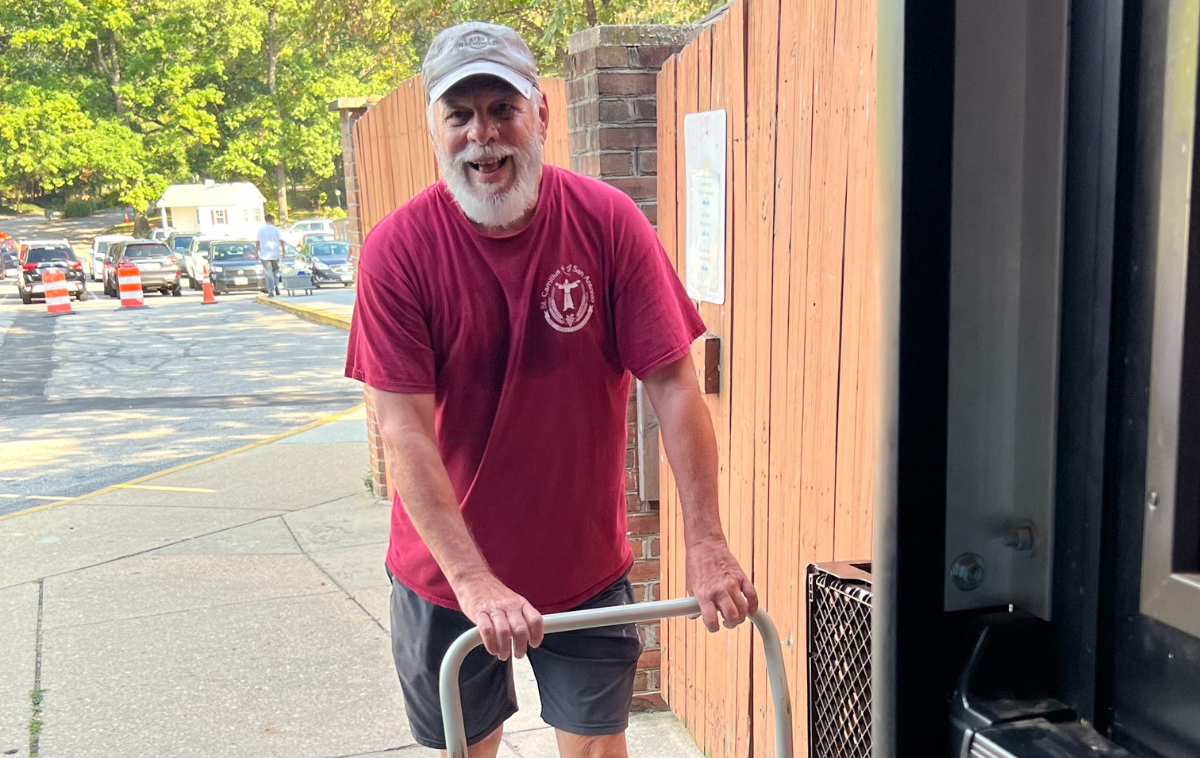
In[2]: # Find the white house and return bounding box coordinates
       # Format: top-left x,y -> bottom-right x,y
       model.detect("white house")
156,181 -> 267,239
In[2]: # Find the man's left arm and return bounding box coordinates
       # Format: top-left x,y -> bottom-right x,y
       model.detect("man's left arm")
643,353 -> 758,632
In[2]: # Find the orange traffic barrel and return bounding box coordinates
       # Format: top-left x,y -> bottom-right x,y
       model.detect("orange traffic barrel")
118,263 -> 147,309
43,269 -> 75,316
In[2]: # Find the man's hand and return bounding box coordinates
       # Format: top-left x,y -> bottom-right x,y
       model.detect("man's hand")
686,538 -> 758,632
456,573 -> 545,660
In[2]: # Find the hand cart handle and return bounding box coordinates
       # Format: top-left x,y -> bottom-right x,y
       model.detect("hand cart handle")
439,597 -> 793,758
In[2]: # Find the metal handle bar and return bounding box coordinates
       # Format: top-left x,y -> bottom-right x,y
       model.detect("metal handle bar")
439,597 -> 793,758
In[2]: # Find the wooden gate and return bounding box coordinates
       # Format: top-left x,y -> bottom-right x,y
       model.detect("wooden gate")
352,75 -> 570,237
656,0 -> 877,755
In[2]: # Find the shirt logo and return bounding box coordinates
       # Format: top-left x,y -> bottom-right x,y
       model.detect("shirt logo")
541,265 -> 595,333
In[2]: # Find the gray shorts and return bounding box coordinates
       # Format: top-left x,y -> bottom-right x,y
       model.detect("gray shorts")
387,570 -> 643,749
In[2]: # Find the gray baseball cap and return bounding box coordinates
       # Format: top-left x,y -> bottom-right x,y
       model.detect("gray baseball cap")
422,22 -> 540,103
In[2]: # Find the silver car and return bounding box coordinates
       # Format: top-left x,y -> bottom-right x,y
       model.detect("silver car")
90,234 -> 134,281
184,236 -> 230,289
103,241 -> 183,297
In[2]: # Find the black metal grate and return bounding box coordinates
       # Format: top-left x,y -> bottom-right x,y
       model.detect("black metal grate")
807,564 -> 872,758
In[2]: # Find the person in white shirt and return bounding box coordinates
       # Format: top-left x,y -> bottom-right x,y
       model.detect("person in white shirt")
256,214 -> 284,297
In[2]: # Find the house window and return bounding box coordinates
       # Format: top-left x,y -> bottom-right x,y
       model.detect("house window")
243,209 -> 250,223
254,208 -> 262,222
196,210 -> 201,225
214,209 -> 227,224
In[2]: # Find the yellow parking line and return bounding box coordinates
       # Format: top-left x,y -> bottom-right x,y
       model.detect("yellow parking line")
0,403 -> 365,522
25,496 -> 71,501
112,485 -> 216,493
0,494 -> 19,499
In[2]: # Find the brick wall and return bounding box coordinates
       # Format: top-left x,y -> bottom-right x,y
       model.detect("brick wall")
363,388 -> 389,499
329,97 -> 380,266
566,23 -> 695,706
566,25 -> 694,229
329,96 -> 387,497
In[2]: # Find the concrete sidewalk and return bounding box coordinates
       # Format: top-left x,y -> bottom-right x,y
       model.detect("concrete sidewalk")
0,406 -> 702,758
257,288 -> 354,331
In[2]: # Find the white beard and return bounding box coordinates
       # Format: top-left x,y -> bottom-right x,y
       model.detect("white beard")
438,132 -> 544,229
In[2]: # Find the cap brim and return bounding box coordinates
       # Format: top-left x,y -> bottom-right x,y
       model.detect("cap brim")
428,61 -> 534,103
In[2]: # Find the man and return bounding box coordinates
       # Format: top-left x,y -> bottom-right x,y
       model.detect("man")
256,214 -> 283,296
345,22 -> 756,758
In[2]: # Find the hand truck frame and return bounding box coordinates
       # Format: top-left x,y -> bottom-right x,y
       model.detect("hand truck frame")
439,597 -> 794,758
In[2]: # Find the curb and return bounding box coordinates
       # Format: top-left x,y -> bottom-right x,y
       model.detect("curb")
256,295 -> 351,331
0,403 -> 365,522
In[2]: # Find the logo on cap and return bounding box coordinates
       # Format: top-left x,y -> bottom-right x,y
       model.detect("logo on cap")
462,33 -> 493,50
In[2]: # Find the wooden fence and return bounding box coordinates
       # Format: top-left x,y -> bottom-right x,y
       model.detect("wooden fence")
656,0 -> 877,756
352,75 -> 570,237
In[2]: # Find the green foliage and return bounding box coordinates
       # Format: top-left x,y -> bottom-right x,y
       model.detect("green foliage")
318,0 -> 718,75
0,0 -> 715,209
64,198 -> 102,217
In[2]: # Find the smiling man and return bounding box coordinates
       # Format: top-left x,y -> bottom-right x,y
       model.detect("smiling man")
345,22 -> 756,758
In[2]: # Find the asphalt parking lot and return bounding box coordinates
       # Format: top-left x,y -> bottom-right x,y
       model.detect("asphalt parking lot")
0,262 -> 361,517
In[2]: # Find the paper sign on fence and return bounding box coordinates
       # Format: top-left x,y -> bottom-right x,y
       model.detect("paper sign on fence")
684,109 -> 727,305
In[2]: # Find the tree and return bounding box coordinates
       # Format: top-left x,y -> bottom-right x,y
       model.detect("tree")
314,0 -> 716,75
0,0 -> 715,215
0,0 -> 254,210
212,0 -> 399,222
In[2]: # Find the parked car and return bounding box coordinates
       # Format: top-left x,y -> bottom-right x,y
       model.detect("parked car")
147,228 -> 172,242
299,241 -> 355,287
277,244 -> 302,276
0,239 -> 18,280
300,232 -> 335,252
90,234 -> 134,281
16,241 -> 88,305
164,232 -> 196,272
103,241 -> 183,298
207,241 -> 266,295
183,236 -> 231,290
281,218 -> 334,247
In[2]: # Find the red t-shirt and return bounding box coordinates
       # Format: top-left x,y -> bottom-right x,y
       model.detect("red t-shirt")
345,165 -> 705,613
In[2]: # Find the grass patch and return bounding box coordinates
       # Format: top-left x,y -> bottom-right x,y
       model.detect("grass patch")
363,469 -> 374,493
0,202 -> 45,216
103,222 -> 136,236
29,686 -> 44,756
289,206 -> 346,221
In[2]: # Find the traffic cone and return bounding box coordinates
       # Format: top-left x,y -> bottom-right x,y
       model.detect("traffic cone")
201,264 -> 217,305
123,210 -> 130,223
43,269 -> 75,317
117,263 -> 147,309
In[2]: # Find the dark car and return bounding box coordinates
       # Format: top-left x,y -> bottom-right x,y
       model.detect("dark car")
164,232 -> 197,256
301,241 -> 355,287
208,241 -> 266,295
103,241 -> 183,297
0,239 -> 18,280
300,232 -> 335,252
16,244 -> 88,305
164,232 -> 196,274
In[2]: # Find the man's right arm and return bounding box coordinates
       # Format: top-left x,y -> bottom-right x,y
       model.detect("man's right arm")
369,386 -> 543,659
